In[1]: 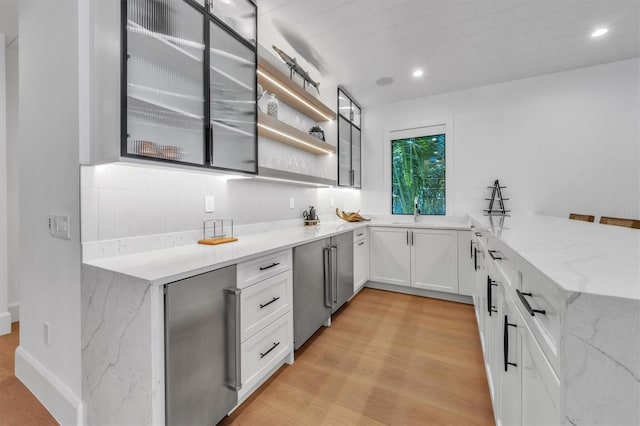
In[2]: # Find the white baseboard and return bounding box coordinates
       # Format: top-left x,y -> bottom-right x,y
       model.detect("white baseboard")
0,311 -> 10,335
8,301 -> 19,322
15,346 -> 84,426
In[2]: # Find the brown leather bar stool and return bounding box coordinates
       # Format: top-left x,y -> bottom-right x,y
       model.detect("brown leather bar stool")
599,216 -> 640,229
569,213 -> 595,222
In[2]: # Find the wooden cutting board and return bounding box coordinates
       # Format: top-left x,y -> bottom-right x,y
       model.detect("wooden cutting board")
198,237 -> 238,245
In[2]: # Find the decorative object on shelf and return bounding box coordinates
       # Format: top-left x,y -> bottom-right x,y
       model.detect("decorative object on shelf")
257,83 -> 266,112
133,140 -> 182,160
272,45 -> 321,95
308,126 -> 325,141
303,205 -> 320,226
484,179 -> 511,216
266,93 -> 279,118
198,218 -> 238,245
335,208 -> 371,222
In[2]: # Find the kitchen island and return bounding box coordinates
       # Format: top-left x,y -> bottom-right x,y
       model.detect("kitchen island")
81,215 -> 639,425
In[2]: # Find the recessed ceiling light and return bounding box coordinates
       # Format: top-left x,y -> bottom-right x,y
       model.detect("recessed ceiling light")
591,28 -> 608,37
412,69 -> 424,78
376,77 -> 394,86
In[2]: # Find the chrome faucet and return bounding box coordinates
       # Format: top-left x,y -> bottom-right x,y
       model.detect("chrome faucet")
414,196 -> 419,222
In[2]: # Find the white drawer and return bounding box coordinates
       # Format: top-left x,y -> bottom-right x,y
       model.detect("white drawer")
354,228 -> 368,243
516,259 -> 566,373
240,312 -> 292,398
237,249 -> 292,289
487,236 -> 517,290
241,270 -> 292,342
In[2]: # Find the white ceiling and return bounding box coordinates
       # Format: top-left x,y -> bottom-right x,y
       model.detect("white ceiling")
258,0 -> 640,107
0,0 -> 18,46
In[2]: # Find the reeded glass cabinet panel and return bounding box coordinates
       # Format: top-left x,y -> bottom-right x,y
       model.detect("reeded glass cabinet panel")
209,20 -> 257,173
338,116 -> 352,186
126,0 -> 205,165
352,126 -> 361,188
209,0 -> 256,45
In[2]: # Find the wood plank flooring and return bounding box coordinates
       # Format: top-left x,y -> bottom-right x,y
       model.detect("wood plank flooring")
221,288 -> 494,426
0,323 -> 58,426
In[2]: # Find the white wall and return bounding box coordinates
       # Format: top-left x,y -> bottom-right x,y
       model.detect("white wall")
81,163 -> 361,243
0,35 -> 9,335
17,0 -> 82,424
6,40 -> 19,321
362,58 -> 640,220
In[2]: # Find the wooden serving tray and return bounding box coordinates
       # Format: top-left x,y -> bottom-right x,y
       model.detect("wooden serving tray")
198,237 -> 238,246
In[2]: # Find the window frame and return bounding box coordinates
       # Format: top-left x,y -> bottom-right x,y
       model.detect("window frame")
384,118 -> 454,216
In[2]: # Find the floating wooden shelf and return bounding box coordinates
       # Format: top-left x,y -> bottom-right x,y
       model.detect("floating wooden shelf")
257,112 -> 336,155
257,55 -> 336,122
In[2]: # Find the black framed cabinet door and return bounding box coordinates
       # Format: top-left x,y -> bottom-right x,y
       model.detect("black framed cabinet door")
125,0 -> 206,165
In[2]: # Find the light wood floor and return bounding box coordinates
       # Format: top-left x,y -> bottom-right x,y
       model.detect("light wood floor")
221,288 -> 494,426
0,323 -> 58,426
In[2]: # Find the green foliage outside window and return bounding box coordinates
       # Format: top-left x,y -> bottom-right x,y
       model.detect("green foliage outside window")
392,134 -> 445,215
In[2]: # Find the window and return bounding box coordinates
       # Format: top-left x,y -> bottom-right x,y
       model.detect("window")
391,132 -> 446,215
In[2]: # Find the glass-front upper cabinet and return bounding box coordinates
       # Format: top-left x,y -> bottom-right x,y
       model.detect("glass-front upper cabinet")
209,19 -> 257,173
123,0 -> 257,173
337,87 -> 362,188
125,0 -> 206,165
193,0 -> 256,45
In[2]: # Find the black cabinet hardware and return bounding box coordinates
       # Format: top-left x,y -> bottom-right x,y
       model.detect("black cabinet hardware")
475,232 -> 482,237
474,247 -> 478,271
503,315 -> 518,372
259,262 -> 280,271
357,232 -> 364,237
470,240 -> 474,259
411,231 -> 414,246
406,230 -> 409,245
259,296 -> 280,309
259,341 -> 280,359
488,250 -> 502,260
357,241 -> 365,246
487,276 -> 498,316
516,290 -> 546,316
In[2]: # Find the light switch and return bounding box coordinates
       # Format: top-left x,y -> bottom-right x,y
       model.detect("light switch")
49,215 -> 70,240
205,195 -> 215,213
289,197 -> 295,209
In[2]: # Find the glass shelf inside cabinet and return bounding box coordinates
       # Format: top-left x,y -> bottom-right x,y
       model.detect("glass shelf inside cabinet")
126,0 -> 206,165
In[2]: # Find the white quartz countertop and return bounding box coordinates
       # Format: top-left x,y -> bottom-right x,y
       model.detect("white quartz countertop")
83,218 -> 470,285
472,214 -> 640,300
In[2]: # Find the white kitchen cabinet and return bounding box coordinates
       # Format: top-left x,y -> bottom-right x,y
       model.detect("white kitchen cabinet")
370,227 -> 463,294
500,290 -> 522,426
457,230 -> 474,296
369,227 -> 411,286
353,229 -> 369,292
520,324 -> 561,426
411,229 -> 458,293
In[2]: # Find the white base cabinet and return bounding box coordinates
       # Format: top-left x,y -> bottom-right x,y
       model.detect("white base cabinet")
369,227 -> 411,286
411,229 -> 458,293
353,229 -> 369,292
370,226 -> 468,296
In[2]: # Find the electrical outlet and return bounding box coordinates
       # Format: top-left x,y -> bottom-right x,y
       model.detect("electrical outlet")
43,322 -> 51,346
49,215 -> 70,240
330,198 -> 335,207
289,197 -> 294,209
205,195 -> 215,213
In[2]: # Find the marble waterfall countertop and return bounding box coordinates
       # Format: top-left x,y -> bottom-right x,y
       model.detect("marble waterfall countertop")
471,214 -> 640,300
83,214 -> 639,300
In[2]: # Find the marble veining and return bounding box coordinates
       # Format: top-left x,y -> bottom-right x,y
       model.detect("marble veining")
82,265 -> 159,426
564,293 -> 640,425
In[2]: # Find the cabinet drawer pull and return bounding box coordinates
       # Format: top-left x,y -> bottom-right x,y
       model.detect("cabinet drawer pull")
357,241 -> 365,246
487,276 -> 498,316
474,232 -> 482,237
474,247 -> 478,271
503,315 -> 518,372
357,232 -> 364,237
259,296 -> 280,309
259,262 -> 280,271
516,290 -> 546,316
259,341 -> 280,359
488,250 -> 502,260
